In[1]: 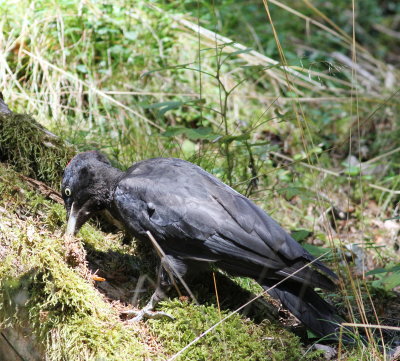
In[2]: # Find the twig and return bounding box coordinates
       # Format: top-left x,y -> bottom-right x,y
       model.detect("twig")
363,146 -> 400,165
330,52 -> 379,86
0,331 -> 26,361
367,183 -> 400,195
89,91 -> 199,96
270,151 -> 339,177
342,323 -> 400,331
372,24 -> 400,40
19,174 -> 63,204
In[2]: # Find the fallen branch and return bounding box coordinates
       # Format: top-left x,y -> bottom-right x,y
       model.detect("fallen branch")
19,174 -> 63,204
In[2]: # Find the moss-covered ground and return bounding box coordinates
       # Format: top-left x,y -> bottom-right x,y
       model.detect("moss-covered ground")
0,164 -> 154,360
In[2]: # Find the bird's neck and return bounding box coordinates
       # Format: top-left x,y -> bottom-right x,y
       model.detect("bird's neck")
107,165 -> 124,186
99,164 -> 124,205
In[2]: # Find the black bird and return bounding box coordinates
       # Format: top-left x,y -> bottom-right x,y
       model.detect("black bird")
0,92 -> 12,114
62,151 -> 349,341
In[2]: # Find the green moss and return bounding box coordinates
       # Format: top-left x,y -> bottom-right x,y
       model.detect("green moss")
0,113 -> 76,187
45,202 -> 67,232
0,163 -> 151,360
0,220 -> 151,360
148,300 -> 321,361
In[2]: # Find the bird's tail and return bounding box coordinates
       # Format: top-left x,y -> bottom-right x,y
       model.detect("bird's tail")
262,282 -> 357,343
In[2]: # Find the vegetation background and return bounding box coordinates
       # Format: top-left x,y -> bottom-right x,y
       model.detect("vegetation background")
0,0 -> 399,360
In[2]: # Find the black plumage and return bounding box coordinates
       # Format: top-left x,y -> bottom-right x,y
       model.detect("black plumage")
62,151 -> 349,341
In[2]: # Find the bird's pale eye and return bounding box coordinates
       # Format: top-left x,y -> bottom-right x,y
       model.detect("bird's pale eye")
65,187 -> 72,197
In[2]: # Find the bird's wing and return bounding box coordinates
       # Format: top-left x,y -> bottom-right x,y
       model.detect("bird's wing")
114,158 -> 335,280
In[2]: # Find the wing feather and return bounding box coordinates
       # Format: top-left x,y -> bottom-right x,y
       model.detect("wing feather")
114,158 -> 335,281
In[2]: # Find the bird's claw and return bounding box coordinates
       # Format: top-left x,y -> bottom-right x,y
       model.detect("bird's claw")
121,309 -> 174,322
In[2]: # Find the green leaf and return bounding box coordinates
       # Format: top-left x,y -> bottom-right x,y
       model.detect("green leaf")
162,126 -> 187,137
182,139 -> 196,156
291,229 -> 311,242
366,264 -> 400,276
200,42 -> 236,53
293,153 -> 306,161
227,48 -> 253,57
142,101 -> 185,117
367,263 -> 400,290
109,44 -> 125,55
185,127 -> 217,140
141,99 -> 206,117
307,329 -> 318,339
343,165 -> 361,176
277,187 -> 314,201
141,63 -> 193,77
162,126 -> 219,141
390,265 -> 400,272
76,64 -> 88,74
218,133 -> 250,144
64,27 -> 81,35
310,146 -> 323,154
124,31 -> 137,40
96,27 -> 119,35
303,244 -> 331,259
240,64 -> 281,71
384,216 -> 400,221
366,267 -> 387,276
381,272 -> 400,290
141,101 -> 177,110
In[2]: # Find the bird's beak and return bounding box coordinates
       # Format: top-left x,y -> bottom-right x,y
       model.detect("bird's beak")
65,202 -> 78,237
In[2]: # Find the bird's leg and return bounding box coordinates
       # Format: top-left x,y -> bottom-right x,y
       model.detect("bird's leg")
122,267 -> 174,322
122,286 -> 174,321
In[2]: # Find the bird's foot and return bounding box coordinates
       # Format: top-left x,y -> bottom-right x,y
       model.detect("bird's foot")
121,308 -> 174,322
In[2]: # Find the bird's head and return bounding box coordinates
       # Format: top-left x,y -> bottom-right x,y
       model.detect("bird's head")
62,151 -> 117,236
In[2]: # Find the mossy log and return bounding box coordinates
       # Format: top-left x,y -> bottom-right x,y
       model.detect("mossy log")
0,97 -> 76,188
0,326 -> 43,361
